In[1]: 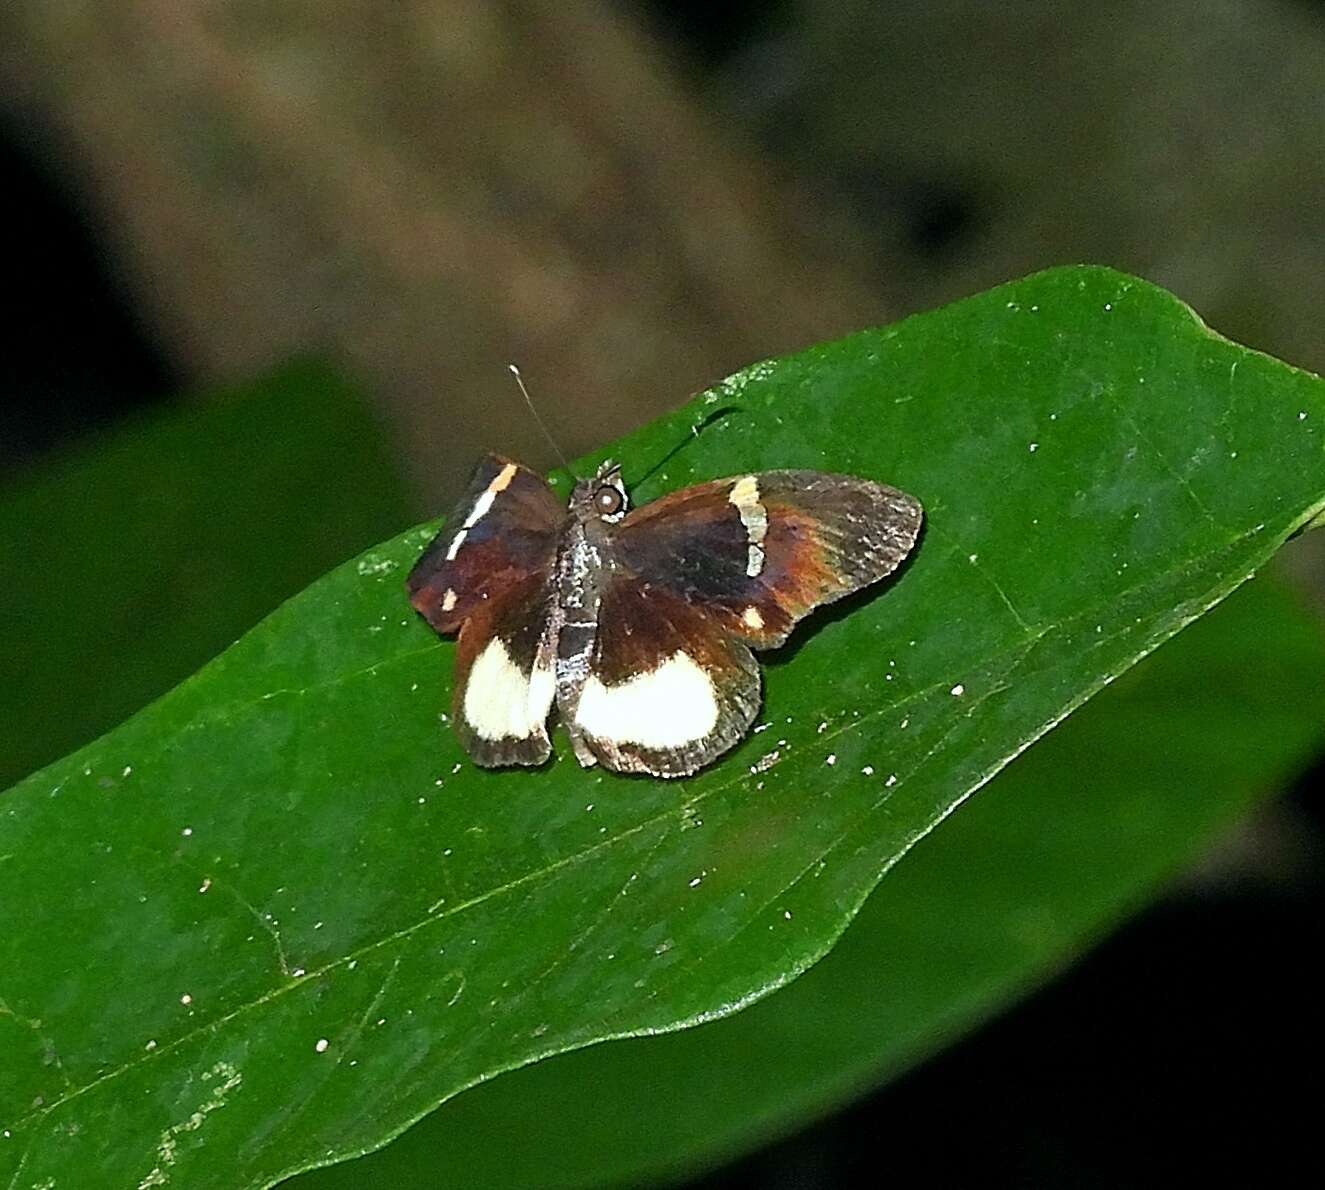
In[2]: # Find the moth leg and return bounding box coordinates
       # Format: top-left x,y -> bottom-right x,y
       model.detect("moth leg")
565,720 -> 599,769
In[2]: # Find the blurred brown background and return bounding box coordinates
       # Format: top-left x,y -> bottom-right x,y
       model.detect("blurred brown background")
6,0 -> 1324,506
2,2 -> 1322,1186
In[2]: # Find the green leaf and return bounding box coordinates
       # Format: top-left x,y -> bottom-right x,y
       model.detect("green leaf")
2,267 -> 1323,1188
300,570 -> 1323,1189
0,361 -> 411,789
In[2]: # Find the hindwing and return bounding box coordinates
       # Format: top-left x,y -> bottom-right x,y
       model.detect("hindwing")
569,578 -> 760,778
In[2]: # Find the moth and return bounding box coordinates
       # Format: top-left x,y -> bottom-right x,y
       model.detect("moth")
407,455 -> 922,777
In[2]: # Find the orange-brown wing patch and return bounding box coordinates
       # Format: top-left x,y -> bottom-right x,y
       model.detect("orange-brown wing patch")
408,454 -> 564,634
612,470 -> 922,649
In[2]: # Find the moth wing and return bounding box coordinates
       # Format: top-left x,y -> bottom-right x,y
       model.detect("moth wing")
612,470 -> 922,648
452,571 -> 558,767
570,578 -> 761,778
407,454 -> 565,634
407,454 -> 564,767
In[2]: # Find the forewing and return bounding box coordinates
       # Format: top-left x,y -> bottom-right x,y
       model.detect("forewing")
407,454 -> 565,633
612,470 -> 922,647
452,571 -> 557,767
407,454 -> 563,767
572,579 -> 761,778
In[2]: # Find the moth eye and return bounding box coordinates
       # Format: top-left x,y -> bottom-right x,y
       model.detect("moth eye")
594,486 -> 624,516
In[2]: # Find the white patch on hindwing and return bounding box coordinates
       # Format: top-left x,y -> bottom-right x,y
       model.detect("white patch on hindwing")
576,651 -> 720,748
741,606 -> 764,630
446,461 -> 519,561
728,474 -> 768,577
463,637 -> 555,741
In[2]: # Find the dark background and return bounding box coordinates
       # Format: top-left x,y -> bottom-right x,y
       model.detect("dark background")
3,2 -> 1322,1186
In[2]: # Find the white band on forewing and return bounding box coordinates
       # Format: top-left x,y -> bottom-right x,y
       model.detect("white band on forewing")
728,475 -> 768,578
447,462 -> 520,561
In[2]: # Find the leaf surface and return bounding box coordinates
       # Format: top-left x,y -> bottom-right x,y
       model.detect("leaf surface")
2,268 -> 1323,1188
301,571 -> 1323,1188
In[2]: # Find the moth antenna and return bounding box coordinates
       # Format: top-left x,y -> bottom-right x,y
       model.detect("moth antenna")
629,405 -> 746,489
508,364 -> 574,476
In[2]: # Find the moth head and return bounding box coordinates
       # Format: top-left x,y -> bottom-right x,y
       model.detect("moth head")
574,459 -> 629,523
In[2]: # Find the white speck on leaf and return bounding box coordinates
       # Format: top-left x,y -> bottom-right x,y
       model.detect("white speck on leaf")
862,765 -> 874,776
951,684 -> 965,697
315,1038 -> 329,1053
181,827 -> 192,837
180,993 -> 192,1006
137,1060 -> 242,1188
1028,442 -> 1038,452
825,754 -> 837,766
886,774 -> 898,787
356,556 -> 399,577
